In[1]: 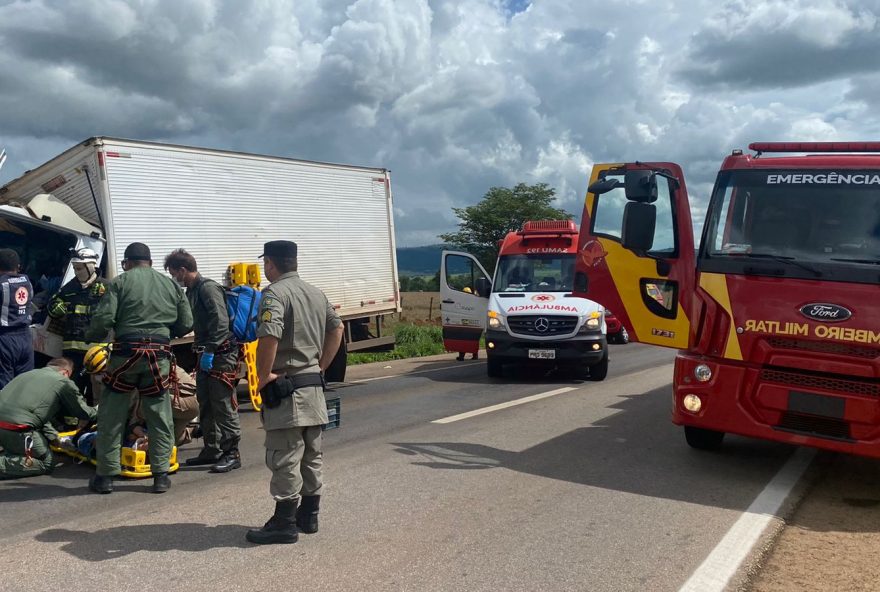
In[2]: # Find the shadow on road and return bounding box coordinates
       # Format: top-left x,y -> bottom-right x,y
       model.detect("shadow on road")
36,523 -> 253,560
393,384 -> 801,513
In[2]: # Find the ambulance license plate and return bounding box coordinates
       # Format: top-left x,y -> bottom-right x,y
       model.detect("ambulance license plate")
528,349 -> 556,359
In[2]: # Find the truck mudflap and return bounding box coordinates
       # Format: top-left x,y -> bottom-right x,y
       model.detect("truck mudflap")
51,430 -> 180,479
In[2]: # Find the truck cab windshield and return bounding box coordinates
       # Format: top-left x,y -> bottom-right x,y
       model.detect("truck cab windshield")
493,254 -> 575,293
701,169 -> 880,284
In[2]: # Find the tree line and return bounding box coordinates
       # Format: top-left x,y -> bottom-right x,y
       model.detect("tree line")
399,181 -> 574,292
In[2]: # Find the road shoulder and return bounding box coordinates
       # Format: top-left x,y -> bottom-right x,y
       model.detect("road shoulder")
746,454 -> 880,592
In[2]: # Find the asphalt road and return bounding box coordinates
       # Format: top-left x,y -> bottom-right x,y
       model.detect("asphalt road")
0,344 -> 804,592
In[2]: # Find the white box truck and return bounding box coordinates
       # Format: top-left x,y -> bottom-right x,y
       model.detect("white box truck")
0,137 -> 401,380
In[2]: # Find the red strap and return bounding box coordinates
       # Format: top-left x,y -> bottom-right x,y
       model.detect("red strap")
0,420 -> 31,432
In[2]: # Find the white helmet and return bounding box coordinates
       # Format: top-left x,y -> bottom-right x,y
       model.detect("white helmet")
70,247 -> 99,264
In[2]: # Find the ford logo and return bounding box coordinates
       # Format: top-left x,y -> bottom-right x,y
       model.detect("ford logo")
799,303 -> 852,323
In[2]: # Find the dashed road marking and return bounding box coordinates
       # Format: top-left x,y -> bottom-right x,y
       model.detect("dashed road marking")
431,387 -> 579,424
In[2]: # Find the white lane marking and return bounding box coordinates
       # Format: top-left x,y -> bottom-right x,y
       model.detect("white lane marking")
431,387 -> 579,424
350,362 -> 482,384
678,447 -> 816,592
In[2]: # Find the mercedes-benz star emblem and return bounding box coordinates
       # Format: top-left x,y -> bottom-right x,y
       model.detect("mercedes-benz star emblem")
534,317 -> 550,332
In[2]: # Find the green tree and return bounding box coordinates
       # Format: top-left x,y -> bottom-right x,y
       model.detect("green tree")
439,182 -> 573,271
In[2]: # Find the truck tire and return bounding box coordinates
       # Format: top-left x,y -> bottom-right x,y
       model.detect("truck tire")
587,351 -> 609,381
684,426 -> 725,451
487,355 -> 503,378
619,328 -> 629,344
325,340 -> 347,383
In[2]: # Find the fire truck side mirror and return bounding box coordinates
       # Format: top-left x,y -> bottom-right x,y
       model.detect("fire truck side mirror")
622,202 -> 656,253
588,177 -> 620,195
624,170 -> 658,203
574,272 -> 588,293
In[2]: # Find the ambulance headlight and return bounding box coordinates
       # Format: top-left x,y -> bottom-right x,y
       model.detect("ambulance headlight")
488,311 -> 505,330
694,364 -> 712,383
580,311 -> 602,333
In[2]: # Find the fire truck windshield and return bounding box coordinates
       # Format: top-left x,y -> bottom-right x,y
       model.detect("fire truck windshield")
701,169 -> 880,284
493,253 -> 575,293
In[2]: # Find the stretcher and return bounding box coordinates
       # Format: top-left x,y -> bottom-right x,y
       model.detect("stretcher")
51,430 -> 180,479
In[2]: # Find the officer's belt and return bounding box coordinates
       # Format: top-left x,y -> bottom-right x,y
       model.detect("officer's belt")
0,420 -> 31,432
260,373 -> 325,409
115,335 -> 170,345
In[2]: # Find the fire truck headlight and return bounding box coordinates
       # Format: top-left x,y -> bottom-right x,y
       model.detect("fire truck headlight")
683,394 -> 702,413
694,364 -> 712,383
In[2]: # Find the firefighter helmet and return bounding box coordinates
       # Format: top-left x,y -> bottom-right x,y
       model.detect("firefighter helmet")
70,247 -> 99,264
83,344 -> 110,374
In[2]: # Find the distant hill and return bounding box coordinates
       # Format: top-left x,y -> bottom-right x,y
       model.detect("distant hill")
396,244 -> 445,276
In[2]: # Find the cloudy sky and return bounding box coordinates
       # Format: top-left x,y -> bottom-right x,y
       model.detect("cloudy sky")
2,0 -> 880,246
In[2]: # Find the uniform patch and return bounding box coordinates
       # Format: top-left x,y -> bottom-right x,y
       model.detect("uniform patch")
14,287 -> 28,305
261,310 -> 272,323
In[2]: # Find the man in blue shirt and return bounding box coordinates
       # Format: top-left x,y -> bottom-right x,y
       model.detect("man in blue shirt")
0,249 -> 34,389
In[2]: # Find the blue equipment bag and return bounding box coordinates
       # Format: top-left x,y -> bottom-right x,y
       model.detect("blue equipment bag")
226,285 -> 262,342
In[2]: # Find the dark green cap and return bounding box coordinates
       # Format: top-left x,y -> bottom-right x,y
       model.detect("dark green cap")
260,240 -> 297,259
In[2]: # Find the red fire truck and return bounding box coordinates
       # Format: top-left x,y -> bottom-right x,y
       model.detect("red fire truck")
576,142 -> 880,456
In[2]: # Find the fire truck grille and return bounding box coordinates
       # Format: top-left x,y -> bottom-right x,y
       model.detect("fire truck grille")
777,412 -> 851,441
507,315 -> 579,337
761,369 -> 880,397
767,338 -> 880,359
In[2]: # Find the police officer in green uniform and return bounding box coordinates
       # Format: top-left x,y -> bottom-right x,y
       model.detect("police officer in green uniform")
0,358 -> 96,479
48,247 -> 107,404
246,240 -> 344,545
85,243 -> 193,494
163,249 -> 242,473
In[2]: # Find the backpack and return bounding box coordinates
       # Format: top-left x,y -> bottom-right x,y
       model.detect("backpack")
225,285 -> 262,342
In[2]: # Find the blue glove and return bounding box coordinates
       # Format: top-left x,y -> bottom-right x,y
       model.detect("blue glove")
200,352 -> 215,372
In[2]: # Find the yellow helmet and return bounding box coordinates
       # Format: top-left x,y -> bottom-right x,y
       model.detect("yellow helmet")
83,344 -> 111,374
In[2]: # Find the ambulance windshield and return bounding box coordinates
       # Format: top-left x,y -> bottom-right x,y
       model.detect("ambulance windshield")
493,254 -> 576,293
702,169 -> 880,284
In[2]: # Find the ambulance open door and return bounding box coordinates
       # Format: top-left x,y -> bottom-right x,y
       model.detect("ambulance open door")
440,251 -> 491,355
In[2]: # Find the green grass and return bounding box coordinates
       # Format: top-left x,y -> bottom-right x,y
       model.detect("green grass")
348,323 -> 447,365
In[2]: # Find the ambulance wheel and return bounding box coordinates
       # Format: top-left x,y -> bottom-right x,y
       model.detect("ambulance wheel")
487,355 -> 503,378
587,351 -> 609,381
684,426 -> 725,451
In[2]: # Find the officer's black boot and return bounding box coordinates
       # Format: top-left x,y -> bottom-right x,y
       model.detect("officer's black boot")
295,495 -> 320,534
246,500 -> 299,545
210,449 -> 242,473
185,448 -> 221,466
89,475 -> 113,494
152,472 -> 171,494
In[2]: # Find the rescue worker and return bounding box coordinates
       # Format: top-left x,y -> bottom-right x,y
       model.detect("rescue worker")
0,358 -> 96,479
0,249 -> 34,389
48,248 -> 107,404
85,242 -> 193,495
246,240 -> 344,545
164,249 -> 242,473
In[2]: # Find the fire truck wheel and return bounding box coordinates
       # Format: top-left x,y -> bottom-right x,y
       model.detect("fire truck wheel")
487,355 -> 504,378
619,328 -> 629,344
684,426 -> 725,451
587,351 -> 609,381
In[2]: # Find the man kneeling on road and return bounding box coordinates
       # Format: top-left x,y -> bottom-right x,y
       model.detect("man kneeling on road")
0,358 -> 96,479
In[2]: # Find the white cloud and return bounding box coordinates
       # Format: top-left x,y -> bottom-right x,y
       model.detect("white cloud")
1,0 -> 879,247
